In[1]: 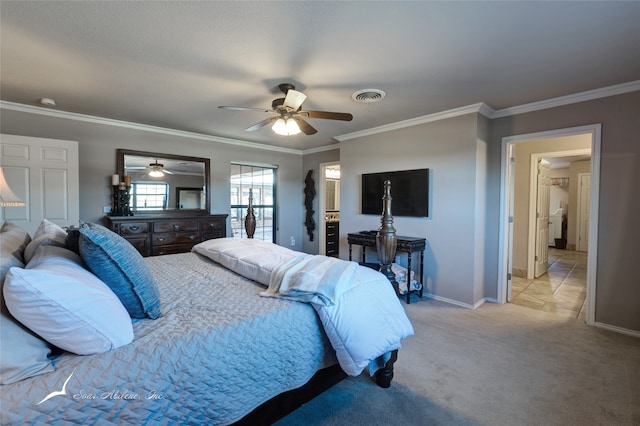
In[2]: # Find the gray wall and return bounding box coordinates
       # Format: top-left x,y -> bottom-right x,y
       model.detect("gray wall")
0,108 -> 306,250
339,114 -> 486,307
301,147 -> 340,254
489,91 -> 640,331
302,91 -> 639,332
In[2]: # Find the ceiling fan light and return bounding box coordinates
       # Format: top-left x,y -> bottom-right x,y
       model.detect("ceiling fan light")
148,160 -> 165,177
272,117 -> 301,136
272,118 -> 288,135
286,118 -> 301,135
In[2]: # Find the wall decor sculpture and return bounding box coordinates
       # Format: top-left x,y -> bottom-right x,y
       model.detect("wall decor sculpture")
304,170 -> 316,241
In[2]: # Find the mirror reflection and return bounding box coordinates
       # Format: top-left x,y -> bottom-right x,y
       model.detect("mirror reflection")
176,187 -> 204,210
117,149 -> 210,212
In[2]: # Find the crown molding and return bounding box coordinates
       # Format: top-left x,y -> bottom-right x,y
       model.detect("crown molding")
335,103 -> 492,142
0,101 -> 303,155
3,80 -> 638,153
491,80 -> 640,118
336,80 -> 639,142
302,143 -> 341,155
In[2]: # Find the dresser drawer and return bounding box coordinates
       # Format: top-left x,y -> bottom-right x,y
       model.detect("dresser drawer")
326,222 -> 338,232
152,243 -> 197,256
201,219 -> 224,231
120,222 -> 149,235
123,235 -> 151,257
153,232 -> 201,246
106,214 -> 227,257
202,230 -> 225,240
154,220 -> 198,232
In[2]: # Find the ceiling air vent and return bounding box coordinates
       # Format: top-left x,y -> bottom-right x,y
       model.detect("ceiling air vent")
351,89 -> 386,103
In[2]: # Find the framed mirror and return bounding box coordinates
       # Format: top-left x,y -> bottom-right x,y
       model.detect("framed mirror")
117,149 -> 210,213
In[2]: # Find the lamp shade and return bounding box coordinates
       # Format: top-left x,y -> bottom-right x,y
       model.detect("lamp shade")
0,167 -> 26,207
272,117 -> 301,136
286,119 -> 301,135
272,118 -> 287,135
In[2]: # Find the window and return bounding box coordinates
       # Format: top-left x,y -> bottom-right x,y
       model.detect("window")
131,182 -> 169,210
230,163 -> 276,242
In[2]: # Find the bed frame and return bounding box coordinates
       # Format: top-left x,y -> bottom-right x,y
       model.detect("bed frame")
235,183 -> 400,424
235,350 -> 398,425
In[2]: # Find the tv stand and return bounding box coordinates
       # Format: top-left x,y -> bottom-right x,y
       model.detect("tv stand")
347,232 -> 426,303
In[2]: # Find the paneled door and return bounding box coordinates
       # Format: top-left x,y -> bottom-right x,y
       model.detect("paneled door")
0,134 -> 79,235
534,159 -> 551,278
577,173 -> 591,252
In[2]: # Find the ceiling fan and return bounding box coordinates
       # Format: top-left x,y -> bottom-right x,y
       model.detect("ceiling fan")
126,159 -> 174,177
218,83 -> 353,136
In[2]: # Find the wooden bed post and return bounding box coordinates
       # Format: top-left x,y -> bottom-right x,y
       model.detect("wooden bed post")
377,180 -> 398,293
245,188 -> 256,238
374,349 -> 398,388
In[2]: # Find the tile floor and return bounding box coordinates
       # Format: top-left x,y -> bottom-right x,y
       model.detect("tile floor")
510,248 -> 588,320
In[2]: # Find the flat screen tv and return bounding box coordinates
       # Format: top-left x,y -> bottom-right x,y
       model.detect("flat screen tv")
361,169 -> 429,217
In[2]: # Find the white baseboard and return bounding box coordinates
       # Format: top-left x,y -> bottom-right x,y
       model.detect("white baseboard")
423,294 -> 489,310
423,294 -> 640,337
593,322 -> 640,338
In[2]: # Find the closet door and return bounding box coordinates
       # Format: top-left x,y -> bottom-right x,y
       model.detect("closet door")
0,134 -> 79,235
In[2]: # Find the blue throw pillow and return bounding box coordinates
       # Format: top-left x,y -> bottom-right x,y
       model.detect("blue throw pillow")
79,223 -> 161,319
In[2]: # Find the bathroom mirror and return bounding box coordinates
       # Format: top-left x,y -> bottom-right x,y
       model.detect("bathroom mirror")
116,149 -> 210,213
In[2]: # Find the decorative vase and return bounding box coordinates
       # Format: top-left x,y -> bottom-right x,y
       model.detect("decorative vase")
245,188 -> 256,238
109,185 -> 133,216
376,180 -> 398,293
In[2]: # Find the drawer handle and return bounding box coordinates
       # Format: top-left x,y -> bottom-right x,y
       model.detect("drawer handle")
209,223 -> 217,229
173,224 -> 181,230
129,225 -> 140,232
157,237 -> 166,242
189,235 -> 196,240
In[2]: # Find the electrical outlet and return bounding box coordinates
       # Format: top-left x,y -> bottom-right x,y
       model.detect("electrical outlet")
290,236 -> 295,246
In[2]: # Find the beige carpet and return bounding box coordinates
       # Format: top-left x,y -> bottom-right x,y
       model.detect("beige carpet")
276,299 -> 640,425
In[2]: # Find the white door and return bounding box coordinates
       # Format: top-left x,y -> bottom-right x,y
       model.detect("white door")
506,152 -> 515,302
577,173 -> 591,252
534,159 -> 551,278
0,134 -> 79,235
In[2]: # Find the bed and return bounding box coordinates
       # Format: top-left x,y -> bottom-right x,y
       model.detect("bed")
0,219 -> 413,425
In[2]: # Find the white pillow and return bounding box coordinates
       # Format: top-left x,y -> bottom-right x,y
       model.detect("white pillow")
3,246 -> 134,355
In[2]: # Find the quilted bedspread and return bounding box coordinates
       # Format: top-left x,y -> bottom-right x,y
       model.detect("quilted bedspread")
193,238 -> 415,377
0,253 -> 336,425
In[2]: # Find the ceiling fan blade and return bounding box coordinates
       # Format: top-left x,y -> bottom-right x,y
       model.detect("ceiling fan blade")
300,110 -> 353,121
163,170 -> 174,175
283,89 -> 307,111
245,116 -> 278,132
292,116 -> 317,135
218,106 -> 273,113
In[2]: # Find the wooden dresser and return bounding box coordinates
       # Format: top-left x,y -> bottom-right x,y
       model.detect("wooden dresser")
105,214 -> 227,257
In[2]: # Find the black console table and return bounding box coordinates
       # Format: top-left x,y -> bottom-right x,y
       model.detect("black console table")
347,232 -> 426,303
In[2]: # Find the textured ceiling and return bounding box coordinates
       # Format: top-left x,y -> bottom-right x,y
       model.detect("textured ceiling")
1,1 -> 639,151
